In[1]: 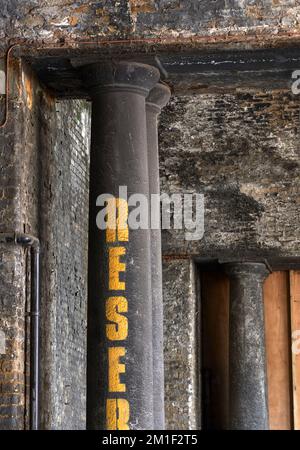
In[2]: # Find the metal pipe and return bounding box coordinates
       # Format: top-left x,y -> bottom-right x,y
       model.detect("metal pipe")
0,232 -> 40,430
29,244 -> 40,430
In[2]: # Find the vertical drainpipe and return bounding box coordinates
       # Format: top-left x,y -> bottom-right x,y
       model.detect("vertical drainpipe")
146,83 -> 171,430
30,242 -> 40,430
81,61 -> 160,430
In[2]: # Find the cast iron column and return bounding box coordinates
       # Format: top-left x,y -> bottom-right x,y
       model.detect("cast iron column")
224,262 -> 270,430
83,62 -> 160,430
146,84 -> 170,430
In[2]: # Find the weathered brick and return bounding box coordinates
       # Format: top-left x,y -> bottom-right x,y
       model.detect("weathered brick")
159,90 -> 300,259
39,97 -> 90,430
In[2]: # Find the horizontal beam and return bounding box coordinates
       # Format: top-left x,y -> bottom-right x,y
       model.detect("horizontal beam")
22,45 -> 300,97
195,256 -> 300,272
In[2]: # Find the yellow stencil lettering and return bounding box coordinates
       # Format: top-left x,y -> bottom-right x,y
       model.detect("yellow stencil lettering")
109,247 -> 126,290
108,347 -> 126,392
106,296 -> 128,341
106,398 -> 130,430
106,198 -> 129,243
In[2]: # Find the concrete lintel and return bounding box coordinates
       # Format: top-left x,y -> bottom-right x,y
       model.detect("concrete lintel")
21,45 -> 300,98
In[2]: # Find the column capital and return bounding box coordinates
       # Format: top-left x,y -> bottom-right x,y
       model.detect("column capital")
146,83 -> 171,114
223,262 -> 270,280
81,61 -> 160,97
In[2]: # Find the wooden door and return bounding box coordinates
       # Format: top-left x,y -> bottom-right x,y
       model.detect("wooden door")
201,269 -> 300,430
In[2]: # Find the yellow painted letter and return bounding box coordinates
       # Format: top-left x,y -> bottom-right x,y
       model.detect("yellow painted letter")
106,398 -> 130,430
106,198 -> 129,243
109,247 -> 126,290
108,347 -> 126,392
106,297 -> 128,341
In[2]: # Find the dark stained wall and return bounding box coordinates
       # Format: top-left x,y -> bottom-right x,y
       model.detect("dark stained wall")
0,0 -> 300,51
160,90 -> 300,259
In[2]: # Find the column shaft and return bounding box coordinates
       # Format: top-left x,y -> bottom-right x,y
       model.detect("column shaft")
224,262 -> 270,430
146,84 -> 170,430
83,62 -> 160,430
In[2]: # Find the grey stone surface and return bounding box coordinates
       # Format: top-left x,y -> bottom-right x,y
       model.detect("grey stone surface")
224,262 -> 269,430
162,258 -> 199,430
159,90 -> 300,259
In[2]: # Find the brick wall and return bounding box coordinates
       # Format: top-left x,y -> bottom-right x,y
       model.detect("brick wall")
39,99 -> 90,430
0,61 -> 38,430
0,61 -> 91,430
160,89 -> 300,259
162,258 -> 200,430
0,245 -> 27,429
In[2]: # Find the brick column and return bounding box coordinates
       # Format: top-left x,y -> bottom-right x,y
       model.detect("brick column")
82,62 -> 160,430
146,83 -> 170,430
0,62 -> 34,430
224,262 -> 270,430
0,245 -> 26,430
